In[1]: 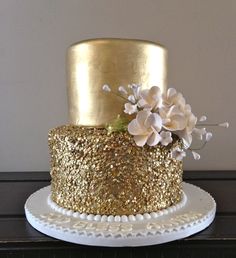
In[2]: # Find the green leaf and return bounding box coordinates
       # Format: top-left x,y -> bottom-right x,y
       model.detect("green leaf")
105,115 -> 129,134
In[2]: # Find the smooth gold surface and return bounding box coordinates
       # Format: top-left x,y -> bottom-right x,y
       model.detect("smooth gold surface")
49,125 -> 183,216
67,38 -> 167,126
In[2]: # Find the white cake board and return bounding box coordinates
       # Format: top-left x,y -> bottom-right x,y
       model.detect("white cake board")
25,182 -> 216,247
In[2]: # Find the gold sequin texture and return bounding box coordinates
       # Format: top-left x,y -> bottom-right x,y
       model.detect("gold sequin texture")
48,125 -> 183,216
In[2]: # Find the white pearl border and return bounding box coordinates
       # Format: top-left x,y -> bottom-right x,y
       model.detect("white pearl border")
47,192 -> 187,223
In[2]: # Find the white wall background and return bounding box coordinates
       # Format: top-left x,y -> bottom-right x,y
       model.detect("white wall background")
0,0 -> 235,171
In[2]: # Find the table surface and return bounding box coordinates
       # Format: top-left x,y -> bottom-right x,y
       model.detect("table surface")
1,171 -> 236,258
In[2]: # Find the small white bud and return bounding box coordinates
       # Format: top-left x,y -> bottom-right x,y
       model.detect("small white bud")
205,132 -> 213,142
199,115 -> 207,122
124,103 -> 138,115
128,95 -> 136,103
219,122 -> 229,128
118,86 -> 128,95
102,84 -> 111,92
192,151 -> 201,160
171,147 -> 186,161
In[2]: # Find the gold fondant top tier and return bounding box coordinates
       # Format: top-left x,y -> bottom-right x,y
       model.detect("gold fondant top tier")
67,38 -> 167,126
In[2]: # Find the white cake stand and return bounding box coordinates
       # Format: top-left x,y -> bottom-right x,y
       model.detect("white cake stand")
25,182 -> 216,247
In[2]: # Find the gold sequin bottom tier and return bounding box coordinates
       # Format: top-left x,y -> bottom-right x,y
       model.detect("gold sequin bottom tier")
48,125 -> 183,216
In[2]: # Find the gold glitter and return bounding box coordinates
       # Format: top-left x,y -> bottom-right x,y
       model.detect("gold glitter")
48,125 -> 183,216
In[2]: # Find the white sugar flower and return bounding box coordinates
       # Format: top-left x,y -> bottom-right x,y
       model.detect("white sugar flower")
102,84 -> 111,92
185,111 -> 197,133
160,131 -> 173,146
118,86 -> 128,95
162,88 -> 186,111
160,87 -> 197,149
124,103 -> 138,115
138,86 -> 162,110
159,106 -> 186,132
205,132 -> 213,142
101,83 -> 225,160
175,110 -> 197,148
193,127 -> 206,140
192,151 -> 201,160
182,104 -> 197,134
128,110 -> 162,147
171,147 -> 186,161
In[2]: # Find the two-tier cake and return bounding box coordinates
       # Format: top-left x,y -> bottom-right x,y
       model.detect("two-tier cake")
48,39 -> 183,216
25,38 -> 221,246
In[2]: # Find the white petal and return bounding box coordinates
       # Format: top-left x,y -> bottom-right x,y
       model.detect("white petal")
162,139 -> 172,146
128,95 -> 136,103
147,132 -> 161,146
167,105 -> 182,116
160,131 -> 173,146
160,131 -> 167,137
192,151 -> 201,160
145,113 -> 156,128
134,135 -> 149,147
163,114 -> 186,131
149,86 -> 161,98
162,118 -> 171,124
139,89 -> 149,100
199,115 -> 207,122
145,113 -> 162,131
159,107 -> 167,119
128,119 -> 146,135
173,115 -> 187,131
171,147 -> 186,160
219,122 -> 229,128
132,84 -> 141,99
175,130 -> 192,149
183,133 -> 192,148
136,110 -> 150,127
174,93 -> 186,108
186,113 -> 197,132
137,98 -> 147,108
206,132 -> 213,142
124,103 -> 137,115
152,113 -> 163,131
102,84 -> 111,92
185,104 -> 192,113
167,88 -> 177,98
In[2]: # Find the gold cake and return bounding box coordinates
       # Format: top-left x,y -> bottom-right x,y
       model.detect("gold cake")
49,38 -> 183,216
